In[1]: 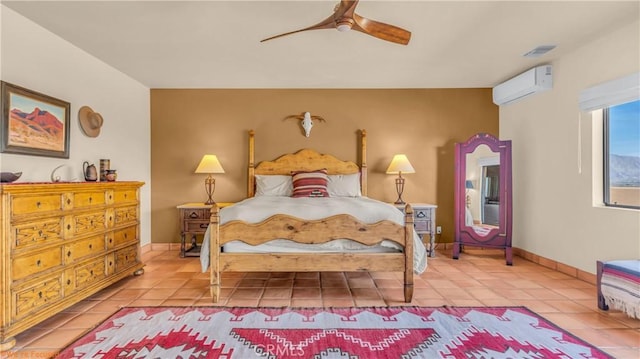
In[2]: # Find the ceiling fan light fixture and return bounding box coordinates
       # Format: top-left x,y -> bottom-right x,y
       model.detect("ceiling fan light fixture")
336,19 -> 353,32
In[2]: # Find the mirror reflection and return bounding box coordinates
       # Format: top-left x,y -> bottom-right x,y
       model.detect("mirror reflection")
465,144 -> 500,233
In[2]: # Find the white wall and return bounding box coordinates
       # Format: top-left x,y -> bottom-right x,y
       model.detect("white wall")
500,20 -> 640,273
0,6 -> 152,246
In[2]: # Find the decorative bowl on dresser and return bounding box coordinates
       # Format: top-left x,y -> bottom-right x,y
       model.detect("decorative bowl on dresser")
0,181 -> 145,350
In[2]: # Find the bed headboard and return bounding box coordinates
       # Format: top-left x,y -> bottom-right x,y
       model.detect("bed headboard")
247,129 -> 368,197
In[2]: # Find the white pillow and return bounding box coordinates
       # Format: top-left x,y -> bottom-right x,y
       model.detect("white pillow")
255,175 -> 293,196
327,173 -> 361,197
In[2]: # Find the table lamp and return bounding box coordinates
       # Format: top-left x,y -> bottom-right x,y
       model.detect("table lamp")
195,154 -> 225,205
386,154 -> 415,205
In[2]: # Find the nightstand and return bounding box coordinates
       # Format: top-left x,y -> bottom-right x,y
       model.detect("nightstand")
177,202 -> 234,258
394,203 -> 438,257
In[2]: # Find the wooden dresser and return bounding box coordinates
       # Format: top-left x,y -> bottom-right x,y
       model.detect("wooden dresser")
0,181 -> 145,350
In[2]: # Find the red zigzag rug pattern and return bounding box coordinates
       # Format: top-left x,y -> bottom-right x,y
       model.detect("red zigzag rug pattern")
57,306 -> 612,358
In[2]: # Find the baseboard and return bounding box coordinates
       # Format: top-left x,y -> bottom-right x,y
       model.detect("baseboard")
437,243 -> 596,286
141,242 -> 182,253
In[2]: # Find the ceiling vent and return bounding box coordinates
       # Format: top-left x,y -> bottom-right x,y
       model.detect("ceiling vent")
523,45 -> 556,58
492,65 -> 553,106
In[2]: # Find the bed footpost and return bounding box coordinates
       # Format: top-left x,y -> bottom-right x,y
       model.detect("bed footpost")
248,130 -> 256,197
404,204 -> 414,303
210,204 -> 221,303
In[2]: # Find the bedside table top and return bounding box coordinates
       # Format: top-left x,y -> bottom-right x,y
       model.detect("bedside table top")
177,202 -> 235,209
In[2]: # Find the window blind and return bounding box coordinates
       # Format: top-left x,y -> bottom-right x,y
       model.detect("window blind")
579,72 -> 640,112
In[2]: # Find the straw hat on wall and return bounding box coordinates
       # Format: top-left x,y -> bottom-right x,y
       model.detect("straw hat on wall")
78,106 -> 104,138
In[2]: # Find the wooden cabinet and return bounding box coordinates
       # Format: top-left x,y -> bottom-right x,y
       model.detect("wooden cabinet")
177,202 -> 233,258
395,203 -> 437,257
0,182 -> 144,350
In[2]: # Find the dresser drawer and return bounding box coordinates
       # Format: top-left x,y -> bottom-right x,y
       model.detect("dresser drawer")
13,274 -> 63,321
184,220 -> 210,233
64,235 -> 106,263
12,194 -> 63,216
113,189 -> 138,204
414,209 -> 433,221
74,191 -> 106,208
73,211 -> 106,236
115,206 -> 138,225
13,218 -> 64,250
12,247 -> 62,281
414,219 -> 431,233
69,257 -> 107,291
112,226 -> 138,247
115,245 -> 138,271
183,208 -> 209,220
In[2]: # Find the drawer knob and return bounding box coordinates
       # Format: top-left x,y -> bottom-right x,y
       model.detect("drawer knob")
38,291 -> 43,299
67,198 -> 71,205
199,223 -> 208,229
36,201 -> 41,208
67,251 -> 71,257
36,259 -> 42,266
89,244 -> 93,250
189,212 -> 199,219
89,197 -> 93,203
67,279 -> 71,285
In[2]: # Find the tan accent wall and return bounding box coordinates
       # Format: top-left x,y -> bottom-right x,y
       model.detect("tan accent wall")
151,89 -> 498,244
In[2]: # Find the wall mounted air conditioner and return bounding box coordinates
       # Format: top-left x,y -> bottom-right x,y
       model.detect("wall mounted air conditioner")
492,65 -> 553,106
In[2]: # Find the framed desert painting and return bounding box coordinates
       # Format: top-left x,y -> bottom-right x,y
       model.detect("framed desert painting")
1,81 -> 70,158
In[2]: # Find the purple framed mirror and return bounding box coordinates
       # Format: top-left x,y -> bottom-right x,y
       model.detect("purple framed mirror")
453,133 -> 513,265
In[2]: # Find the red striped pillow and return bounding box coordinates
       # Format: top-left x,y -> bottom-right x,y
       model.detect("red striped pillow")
291,169 -> 330,198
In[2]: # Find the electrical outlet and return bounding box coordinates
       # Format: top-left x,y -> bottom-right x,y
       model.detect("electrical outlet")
436,226 -> 442,234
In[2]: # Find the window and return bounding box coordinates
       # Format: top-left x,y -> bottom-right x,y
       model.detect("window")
603,99 -> 640,209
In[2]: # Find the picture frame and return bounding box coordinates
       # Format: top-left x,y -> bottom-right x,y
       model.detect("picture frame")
1,81 -> 70,158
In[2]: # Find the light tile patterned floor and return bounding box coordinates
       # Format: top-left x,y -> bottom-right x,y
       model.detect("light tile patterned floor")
3,247 -> 639,358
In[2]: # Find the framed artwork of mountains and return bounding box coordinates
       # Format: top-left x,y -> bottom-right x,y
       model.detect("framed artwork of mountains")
1,81 -> 70,158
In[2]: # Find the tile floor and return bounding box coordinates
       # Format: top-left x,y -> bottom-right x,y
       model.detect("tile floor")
3,247 -> 639,358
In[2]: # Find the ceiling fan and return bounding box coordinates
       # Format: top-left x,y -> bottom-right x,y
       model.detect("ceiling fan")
260,0 -> 411,45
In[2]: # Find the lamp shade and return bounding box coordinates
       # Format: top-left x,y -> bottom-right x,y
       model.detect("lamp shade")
465,180 -> 474,189
195,155 -> 225,174
386,154 -> 415,174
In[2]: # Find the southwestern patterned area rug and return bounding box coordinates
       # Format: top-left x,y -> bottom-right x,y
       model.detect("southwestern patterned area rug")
57,306 -> 612,358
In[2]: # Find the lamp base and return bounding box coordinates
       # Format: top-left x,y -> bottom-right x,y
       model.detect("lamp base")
394,176 -> 406,206
204,175 -> 216,206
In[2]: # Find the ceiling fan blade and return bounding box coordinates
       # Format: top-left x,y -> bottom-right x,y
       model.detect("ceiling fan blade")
352,13 -> 411,45
260,16 -> 336,43
261,0 -> 360,43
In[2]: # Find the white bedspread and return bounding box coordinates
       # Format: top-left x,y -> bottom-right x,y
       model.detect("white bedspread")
200,196 -> 427,274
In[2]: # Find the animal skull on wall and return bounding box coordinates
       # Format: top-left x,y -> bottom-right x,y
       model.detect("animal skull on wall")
285,112 -> 326,137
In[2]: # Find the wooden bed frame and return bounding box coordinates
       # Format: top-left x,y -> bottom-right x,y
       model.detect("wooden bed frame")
208,130 -> 414,303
